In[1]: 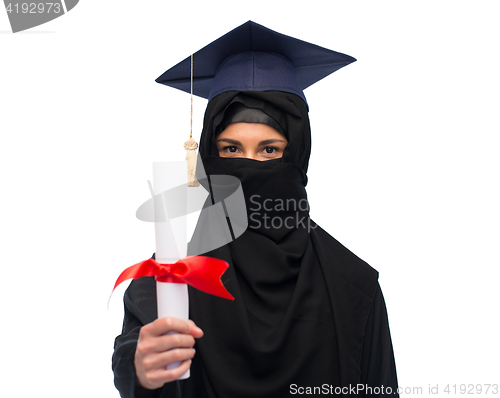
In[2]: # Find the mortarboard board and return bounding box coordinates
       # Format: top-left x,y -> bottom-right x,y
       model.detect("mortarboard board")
156,21 -> 356,106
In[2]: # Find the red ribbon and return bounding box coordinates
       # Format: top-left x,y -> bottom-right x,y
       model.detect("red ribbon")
113,256 -> 234,300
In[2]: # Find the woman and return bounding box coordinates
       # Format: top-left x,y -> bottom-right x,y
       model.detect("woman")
113,22 -> 398,398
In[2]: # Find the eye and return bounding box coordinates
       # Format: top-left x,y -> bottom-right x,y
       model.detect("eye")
262,146 -> 279,154
223,146 -> 239,153
219,145 -> 242,157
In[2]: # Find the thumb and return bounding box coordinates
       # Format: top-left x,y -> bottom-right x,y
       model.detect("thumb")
188,320 -> 204,338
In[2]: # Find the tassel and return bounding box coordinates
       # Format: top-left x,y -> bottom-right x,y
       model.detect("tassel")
184,137 -> 199,187
184,53 -> 200,187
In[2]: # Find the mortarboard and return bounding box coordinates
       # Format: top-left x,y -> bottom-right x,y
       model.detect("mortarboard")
156,20 -> 356,106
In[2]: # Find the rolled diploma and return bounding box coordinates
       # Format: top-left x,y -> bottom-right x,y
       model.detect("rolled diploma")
153,161 -> 189,379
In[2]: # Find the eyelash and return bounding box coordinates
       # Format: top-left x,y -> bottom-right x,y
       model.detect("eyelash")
222,145 -> 280,153
263,146 -> 279,154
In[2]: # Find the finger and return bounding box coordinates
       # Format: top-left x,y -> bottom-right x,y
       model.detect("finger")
188,320 -> 204,338
142,348 -> 196,372
144,359 -> 192,386
148,333 -> 196,353
136,333 -> 194,358
141,317 -> 190,337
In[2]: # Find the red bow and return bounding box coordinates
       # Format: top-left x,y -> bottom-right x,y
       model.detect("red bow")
113,256 -> 234,300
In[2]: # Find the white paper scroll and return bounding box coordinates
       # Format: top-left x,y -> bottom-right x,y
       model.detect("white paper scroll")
152,161 -> 189,379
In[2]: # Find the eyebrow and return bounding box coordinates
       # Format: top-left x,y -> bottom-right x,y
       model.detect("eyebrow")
216,138 -> 242,146
259,138 -> 286,146
216,138 -> 286,146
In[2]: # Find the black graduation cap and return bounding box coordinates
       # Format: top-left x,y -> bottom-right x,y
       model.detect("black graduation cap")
156,21 -> 355,105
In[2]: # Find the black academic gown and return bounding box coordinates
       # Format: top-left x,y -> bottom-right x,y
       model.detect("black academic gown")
113,90 -> 397,398
112,224 -> 398,398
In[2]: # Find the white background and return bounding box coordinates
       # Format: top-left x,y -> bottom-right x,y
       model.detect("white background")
1,1 -> 499,396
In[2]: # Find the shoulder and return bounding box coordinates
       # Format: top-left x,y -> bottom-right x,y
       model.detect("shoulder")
310,221 -> 379,299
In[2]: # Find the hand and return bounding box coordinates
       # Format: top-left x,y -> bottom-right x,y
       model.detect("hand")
134,317 -> 204,390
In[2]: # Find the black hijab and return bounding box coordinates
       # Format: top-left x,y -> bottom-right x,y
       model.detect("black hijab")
184,91 -> 339,397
